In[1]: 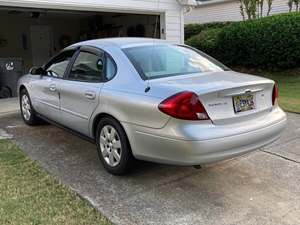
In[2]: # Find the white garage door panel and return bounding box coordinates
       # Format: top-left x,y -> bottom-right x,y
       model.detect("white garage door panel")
0,0 -> 181,12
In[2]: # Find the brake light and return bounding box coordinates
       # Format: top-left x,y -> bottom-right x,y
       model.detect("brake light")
272,83 -> 279,106
158,91 -> 210,120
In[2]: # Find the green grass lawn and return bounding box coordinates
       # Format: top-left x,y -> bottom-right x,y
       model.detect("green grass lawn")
235,68 -> 300,113
0,140 -> 111,225
263,70 -> 300,113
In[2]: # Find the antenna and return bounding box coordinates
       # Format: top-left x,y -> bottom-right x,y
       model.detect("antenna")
145,0 -> 160,93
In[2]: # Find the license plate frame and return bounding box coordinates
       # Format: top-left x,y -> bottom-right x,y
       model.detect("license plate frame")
233,94 -> 255,113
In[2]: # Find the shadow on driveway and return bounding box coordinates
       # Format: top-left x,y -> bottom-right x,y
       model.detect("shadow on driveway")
1,114 -> 300,225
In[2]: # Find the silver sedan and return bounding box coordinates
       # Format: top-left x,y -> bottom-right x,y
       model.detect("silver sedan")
18,38 -> 287,175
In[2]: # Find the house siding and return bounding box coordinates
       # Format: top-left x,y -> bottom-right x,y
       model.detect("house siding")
0,0 -> 184,43
185,0 -> 293,24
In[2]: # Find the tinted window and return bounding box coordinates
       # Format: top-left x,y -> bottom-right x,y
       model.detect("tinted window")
124,45 -> 227,80
69,51 -> 104,82
46,50 -> 75,78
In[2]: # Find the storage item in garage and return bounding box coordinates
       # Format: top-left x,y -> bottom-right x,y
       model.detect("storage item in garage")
0,58 -> 23,99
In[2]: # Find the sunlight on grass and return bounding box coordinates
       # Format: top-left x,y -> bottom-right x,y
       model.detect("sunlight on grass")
263,70 -> 300,113
0,140 -> 111,225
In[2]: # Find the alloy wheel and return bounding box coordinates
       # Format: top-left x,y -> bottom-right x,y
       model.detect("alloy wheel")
99,125 -> 122,167
21,94 -> 31,121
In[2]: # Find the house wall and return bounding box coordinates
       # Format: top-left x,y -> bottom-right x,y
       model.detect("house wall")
0,0 -> 185,43
185,0 -> 293,24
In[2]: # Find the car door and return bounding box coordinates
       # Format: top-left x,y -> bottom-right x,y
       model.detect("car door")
58,47 -> 106,136
32,49 -> 76,122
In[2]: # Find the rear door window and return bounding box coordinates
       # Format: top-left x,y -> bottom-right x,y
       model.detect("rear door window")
68,51 -> 104,82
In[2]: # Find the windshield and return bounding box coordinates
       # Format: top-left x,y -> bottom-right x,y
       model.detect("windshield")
123,44 -> 228,80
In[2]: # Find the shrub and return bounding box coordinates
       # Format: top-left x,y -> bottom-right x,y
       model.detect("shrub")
186,28 -> 222,57
184,22 -> 233,40
186,13 -> 300,70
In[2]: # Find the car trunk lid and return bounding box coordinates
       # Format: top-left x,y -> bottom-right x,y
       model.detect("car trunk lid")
150,71 -> 275,125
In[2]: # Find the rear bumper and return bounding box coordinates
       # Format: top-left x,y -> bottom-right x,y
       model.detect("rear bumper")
123,107 -> 287,165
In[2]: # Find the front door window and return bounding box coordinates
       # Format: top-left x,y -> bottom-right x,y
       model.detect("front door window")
45,50 -> 76,78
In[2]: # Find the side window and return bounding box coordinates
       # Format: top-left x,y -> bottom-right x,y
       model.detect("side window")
46,50 -> 75,78
69,51 -> 104,82
105,56 -> 117,80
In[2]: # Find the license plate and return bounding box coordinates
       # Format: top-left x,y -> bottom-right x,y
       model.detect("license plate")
233,94 -> 255,113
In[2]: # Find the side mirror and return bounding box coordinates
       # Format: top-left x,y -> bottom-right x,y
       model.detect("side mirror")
29,66 -> 45,75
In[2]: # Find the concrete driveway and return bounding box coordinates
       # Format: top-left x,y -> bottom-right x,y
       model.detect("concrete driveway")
0,113 -> 300,225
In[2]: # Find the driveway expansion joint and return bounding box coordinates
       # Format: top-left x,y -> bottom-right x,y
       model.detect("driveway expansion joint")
260,149 -> 300,165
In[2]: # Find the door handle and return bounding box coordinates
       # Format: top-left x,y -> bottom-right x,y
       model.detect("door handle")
49,84 -> 56,92
84,91 -> 96,100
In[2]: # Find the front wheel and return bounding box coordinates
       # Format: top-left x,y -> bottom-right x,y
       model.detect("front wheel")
96,117 -> 135,175
20,89 -> 40,125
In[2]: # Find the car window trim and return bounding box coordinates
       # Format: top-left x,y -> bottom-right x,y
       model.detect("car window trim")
63,48 -> 81,80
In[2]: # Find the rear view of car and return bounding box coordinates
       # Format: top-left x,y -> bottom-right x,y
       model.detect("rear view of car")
122,43 -> 287,166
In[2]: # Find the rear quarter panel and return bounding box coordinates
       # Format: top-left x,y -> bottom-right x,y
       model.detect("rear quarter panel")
97,88 -> 170,129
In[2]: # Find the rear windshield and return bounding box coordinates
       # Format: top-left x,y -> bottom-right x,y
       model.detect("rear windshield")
123,44 -> 228,80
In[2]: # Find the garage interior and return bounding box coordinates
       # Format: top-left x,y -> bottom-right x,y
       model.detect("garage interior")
0,7 -> 160,98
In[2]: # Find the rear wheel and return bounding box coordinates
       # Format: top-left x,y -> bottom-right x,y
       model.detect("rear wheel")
96,117 -> 135,175
20,89 -> 40,125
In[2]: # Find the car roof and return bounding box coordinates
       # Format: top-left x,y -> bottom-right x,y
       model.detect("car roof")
70,38 -> 170,50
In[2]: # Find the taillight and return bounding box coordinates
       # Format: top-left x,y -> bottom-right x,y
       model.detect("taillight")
272,83 -> 279,106
158,91 -> 210,120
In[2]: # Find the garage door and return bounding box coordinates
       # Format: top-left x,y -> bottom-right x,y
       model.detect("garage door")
0,7 -> 160,98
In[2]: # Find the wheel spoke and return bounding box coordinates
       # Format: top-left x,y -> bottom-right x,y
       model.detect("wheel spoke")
109,153 -> 114,165
112,149 -> 121,162
24,110 -> 29,120
103,126 -> 110,139
100,135 -> 107,145
110,128 -> 116,140
112,140 -> 121,149
102,147 -> 109,157
24,96 -> 29,105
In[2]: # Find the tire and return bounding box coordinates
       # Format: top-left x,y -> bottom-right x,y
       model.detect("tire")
0,86 -> 12,99
19,89 -> 40,126
96,117 -> 135,175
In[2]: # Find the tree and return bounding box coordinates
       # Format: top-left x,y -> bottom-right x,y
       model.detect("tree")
239,0 -> 273,20
295,0 -> 300,11
266,0 -> 273,16
288,0 -> 293,12
288,0 -> 300,12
